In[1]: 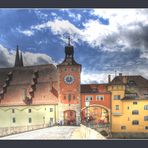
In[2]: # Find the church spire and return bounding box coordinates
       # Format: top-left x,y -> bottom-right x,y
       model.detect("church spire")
14,45 -> 20,67
19,52 -> 24,67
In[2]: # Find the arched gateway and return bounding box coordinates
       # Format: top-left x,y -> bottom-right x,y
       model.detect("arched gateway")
64,110 -> 76,125
81,104 -> 110,125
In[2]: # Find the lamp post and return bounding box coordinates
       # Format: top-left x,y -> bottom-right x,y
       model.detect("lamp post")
85,101 -> 90,127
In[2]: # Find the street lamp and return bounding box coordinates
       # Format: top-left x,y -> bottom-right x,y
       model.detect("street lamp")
85,100 -> 90,127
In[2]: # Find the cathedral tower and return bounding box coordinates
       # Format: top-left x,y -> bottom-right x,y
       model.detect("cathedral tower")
57,37 -> 81,125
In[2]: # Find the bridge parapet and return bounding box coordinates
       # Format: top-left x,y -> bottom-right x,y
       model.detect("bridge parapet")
71,124 -> 106,139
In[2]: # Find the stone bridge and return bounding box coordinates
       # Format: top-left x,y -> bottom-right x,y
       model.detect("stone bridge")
0,125 -> 106,140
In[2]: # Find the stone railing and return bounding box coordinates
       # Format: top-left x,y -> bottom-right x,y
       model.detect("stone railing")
71,124 -> 106,140
0,124 -> 49,137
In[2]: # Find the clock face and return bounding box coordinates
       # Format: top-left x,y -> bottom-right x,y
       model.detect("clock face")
64,75 -> 74,84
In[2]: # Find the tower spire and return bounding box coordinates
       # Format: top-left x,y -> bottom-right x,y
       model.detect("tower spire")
20,52 -> 24,67
68,35 -> 71,46
14,45 -> 20,67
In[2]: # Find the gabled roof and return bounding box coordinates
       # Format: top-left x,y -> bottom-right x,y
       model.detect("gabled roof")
110,75 -> 148,87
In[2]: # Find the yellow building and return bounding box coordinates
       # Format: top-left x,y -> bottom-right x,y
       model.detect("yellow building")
108,73 -> 148,138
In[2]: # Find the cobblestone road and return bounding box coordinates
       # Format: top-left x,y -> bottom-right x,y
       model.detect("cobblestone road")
0,126 -> 79,140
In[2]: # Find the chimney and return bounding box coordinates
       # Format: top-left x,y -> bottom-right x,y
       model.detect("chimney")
108,75 -> 111,83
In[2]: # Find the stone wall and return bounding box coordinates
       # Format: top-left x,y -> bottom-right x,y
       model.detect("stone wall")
0,124 -> 50,137
71,124 -> 106,139
112,132 -> 148,139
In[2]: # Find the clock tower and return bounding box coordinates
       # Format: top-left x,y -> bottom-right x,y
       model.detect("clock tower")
57,38 -> 81,125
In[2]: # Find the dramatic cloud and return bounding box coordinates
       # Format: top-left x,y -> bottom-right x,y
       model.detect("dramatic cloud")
0,9 -> 148,83
0,44 -> 56,68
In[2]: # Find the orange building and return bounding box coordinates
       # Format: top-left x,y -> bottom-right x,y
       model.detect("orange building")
81,84 -> 111,124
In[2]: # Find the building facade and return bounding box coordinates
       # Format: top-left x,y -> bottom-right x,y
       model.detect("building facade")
0,42 -> 148,138
108,74 -> 148,138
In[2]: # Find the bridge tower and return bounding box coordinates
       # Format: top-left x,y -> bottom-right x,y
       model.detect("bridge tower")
57,36 -> 81,125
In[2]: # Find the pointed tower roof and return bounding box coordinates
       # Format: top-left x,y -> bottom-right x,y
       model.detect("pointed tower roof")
58,35 -> 81,67
19,52 -> 24,67
14,45 -> 20,67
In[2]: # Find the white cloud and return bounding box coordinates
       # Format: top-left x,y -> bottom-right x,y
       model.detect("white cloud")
0,44 -> 56,68
17,28 -> 34,37
22,9 -> 148,55
0,44 -> 15,67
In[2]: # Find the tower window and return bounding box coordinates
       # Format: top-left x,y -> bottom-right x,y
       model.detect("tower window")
68,94 -> 71,102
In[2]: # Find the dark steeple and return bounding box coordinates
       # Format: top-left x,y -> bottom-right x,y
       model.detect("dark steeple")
14,45 -> 20,67
58,35 -> 81,66
19,52 -> 24,67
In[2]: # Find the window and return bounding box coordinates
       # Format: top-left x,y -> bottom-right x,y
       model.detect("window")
114,95 -> 120,100
64,96 -> 66,100
132,120 -> 139,125
144,105 -> 148,110
132,110 -> 139,115
133,101 -> 137,105
28,109 -> 31,113
50,118 -> 53,122
29,118 -> 32,123
12,117 -> 16,123
144,116 -> 148,121
73,95 -> 75,100
115,105 -> 119,110
85,96 -> 93,101
145,126 -> 148,130
71,68 -> 75,71
96,95 -> 104,101
68,94 -> 71,102
12,109 -> 15,113
121,126 -> 126,130
144,94 -> 148,99
128,80 -> 136,86
127,106 -> 129,110
50,108 -> 53,112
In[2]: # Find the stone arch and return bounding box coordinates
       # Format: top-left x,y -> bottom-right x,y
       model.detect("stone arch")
81,104 -> 110,112
81,104 -> 110,124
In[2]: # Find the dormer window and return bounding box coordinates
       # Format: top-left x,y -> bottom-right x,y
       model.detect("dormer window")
128,80 -> 136,86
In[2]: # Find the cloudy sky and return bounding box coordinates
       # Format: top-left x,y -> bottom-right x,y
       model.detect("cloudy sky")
0,8 -> 148,84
